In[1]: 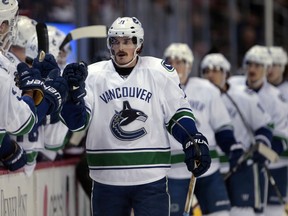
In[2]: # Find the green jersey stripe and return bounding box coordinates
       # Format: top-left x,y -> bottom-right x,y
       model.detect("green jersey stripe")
166,110 -> 195,133
87,151 -> 171,167
12,114 -> 35,136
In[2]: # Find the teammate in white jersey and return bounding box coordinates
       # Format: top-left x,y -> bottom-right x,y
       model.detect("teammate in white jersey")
228,45 -> 288,215
0,0 -> 38,171
6,15 -> 37,65
0,1 -> 69,172
10,22 -> 71,175
201,53 -> 273,216
26,25 -> 71,70
267,46 -> 288,100
60,17 -> 211,216
163,43 -> 244,216
0,0 -> 58,171
265,46 -> 288,215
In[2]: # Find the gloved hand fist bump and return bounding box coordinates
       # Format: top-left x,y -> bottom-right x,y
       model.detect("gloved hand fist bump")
15,62 -> 43,91
33,53 -> 60,79
44,69 -> 69,114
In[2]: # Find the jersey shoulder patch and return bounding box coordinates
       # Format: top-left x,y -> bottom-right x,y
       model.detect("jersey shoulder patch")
161,59 -> 174,72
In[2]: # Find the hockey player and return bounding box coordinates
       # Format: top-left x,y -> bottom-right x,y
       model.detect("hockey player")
265,46 -> 288,215
60,17 -> 211,216
228,45 -> 288,215
0,0 -> 39,171
0,0 -> 68,171
164,43 -> 245,216
267,46 -> 288,100
7,15 -> 37,64
11,22 -> 71,175
201,53 -> 273,216
25,25 -> 72,70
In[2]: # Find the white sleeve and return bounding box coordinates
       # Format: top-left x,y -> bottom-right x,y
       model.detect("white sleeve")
0,73 -> 35,135
209,90 -> 232,131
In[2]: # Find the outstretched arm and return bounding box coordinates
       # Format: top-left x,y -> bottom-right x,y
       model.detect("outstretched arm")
60,62 -> 90,131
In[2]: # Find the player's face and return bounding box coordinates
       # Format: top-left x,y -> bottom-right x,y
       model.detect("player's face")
0,21 -> 11,52
0,21 -> 9,35
245,61 -> 266,84
267,64 -> 283,85
110,36 -> 137,67
166,58 -> 189,85
57,50 -> 68,69
202,68 -> 225,87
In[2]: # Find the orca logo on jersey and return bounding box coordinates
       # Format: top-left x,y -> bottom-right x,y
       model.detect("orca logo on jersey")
110,101 -> 148,141
161,60 -> 174,72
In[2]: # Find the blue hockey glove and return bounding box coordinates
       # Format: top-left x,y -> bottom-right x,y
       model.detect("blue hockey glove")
183,133 -> 211,177
15,62 -> 44,105
62,62 -> 88,103
44,69 -> 69,114
228,143 -> 245,171
0,134 -> 27,171
32,53 -> 60,79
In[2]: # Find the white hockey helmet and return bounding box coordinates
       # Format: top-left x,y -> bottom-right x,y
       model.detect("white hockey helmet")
163,43 -> 194,65
25,33 -> 37,60
13,15 -> 37,48
26,26 -> 70,65
0,0 -> 19,53
48,26 -> 71,69
107,17 -> 144,51
47,25 -> 70,57
268,46 -> 288,66
243,45 -> 271,69
200,53 -> 231,73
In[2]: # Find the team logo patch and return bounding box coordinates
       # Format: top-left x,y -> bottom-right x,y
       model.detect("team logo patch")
161,60 -> 174,72
110,101 -> 148,141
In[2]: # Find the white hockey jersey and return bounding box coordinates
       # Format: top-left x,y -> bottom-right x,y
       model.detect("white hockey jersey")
0,52 -> 35,139
5,52 -> 68,158
258,81 -> 288,168
85,56 -> 193,186
168,77 -> 232,179
277,81 -> 288,101
229,75 -> 288,168
221,84 -> 272,150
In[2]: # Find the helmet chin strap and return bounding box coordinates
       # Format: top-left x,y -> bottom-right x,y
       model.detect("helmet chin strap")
110,46 -> 139,68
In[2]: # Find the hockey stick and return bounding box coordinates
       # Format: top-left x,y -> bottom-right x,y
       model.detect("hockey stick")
183,175 -> 197,216
59,25 -> 107,51
224,143 -> 258,180
219,88 -> 278,168
223,142 -> 276,180
22,22 -> 49,105
171,119 -> 200,216
263,164 -> 288,215
25,22 -> 49,65
219,87 -> 286,212
36,22 -> 49,55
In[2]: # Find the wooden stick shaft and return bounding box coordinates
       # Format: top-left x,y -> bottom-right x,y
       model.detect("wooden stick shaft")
183,175 -> 197,216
